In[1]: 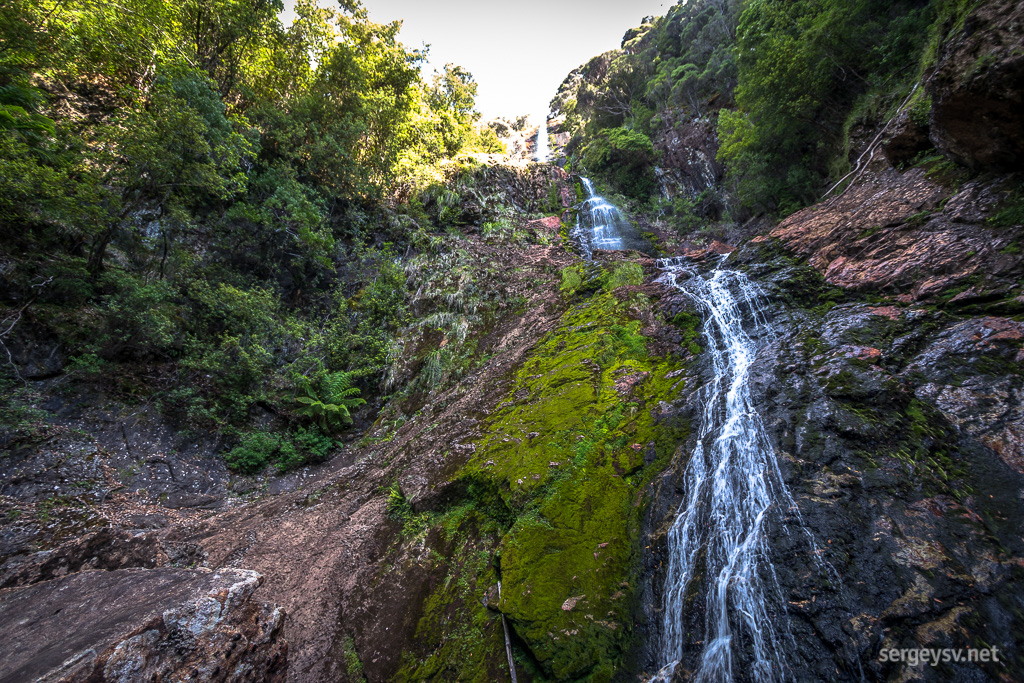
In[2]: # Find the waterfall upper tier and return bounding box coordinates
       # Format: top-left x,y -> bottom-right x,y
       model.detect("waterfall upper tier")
534,119 -> 549,162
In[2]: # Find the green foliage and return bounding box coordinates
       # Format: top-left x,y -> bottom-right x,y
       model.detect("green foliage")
425,63 -> 479,157
719,0 -> 939,215
551,0 -> 740,133
550,0 -> 740,196
385,482 -> 429,535
223,431 -> 282,473
0,379 -> 50,447
581,127 -> 657,200
462,124 -> 505,154
294,371 -> 366,431
223,426 -> 335,473
382,240 -> 521,404
0,0 -> 501,461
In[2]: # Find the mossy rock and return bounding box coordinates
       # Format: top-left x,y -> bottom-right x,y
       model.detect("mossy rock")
455,292 -> 692,680
391,507 -> 510,682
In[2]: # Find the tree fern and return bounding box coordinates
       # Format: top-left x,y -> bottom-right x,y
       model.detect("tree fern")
294,371 -> 366,431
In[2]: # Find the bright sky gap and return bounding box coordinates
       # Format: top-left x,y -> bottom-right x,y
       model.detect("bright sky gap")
280,0 -> 672,121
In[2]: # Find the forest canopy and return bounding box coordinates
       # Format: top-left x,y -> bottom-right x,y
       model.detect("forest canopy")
0,0 -> 505,471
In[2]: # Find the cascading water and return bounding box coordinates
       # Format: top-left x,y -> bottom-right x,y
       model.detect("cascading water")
534,118 -> 549,162
571,177 -> 650,258
651,257 -> 814,683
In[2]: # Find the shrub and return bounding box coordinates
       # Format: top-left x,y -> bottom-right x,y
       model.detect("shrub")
223,426 -> 337,474
223,431 -> 282,473
582,128 -> 658,200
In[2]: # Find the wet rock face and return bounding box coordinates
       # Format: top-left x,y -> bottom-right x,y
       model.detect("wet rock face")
882,110 -> 932,167
0,567 -> 286,682
1,395 -> 230,513
906,317 -> 1024,474
0,527 -> 190,589
653,115 -> 724,202
929,0 -> 1024,170
640,249 -> 1024,681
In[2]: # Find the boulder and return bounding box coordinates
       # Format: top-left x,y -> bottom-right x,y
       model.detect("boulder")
0,567 -> 286,682
882,110 -> 932,166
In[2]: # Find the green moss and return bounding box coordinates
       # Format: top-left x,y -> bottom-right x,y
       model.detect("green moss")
394,509 -> 508,682
461,292 -> 690,679
341,637 -> 367,682
835,392 -> 970,499
388,291 -> 696,681
857,225 -> 882,240
559,263 -> 605,298
560,266 -> 583,294
989,179 -> 1024,228
604,263 -> 644,290
671,311 -> 704,355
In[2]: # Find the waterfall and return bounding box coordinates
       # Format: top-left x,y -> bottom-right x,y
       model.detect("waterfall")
570,177 -> 649,258
534,118 -> 549,162
652,257 -> 811,683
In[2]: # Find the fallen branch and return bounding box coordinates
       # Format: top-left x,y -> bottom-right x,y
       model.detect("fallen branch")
823,82 -> 920,200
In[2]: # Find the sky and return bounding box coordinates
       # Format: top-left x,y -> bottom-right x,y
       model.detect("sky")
279,0 -> 674,121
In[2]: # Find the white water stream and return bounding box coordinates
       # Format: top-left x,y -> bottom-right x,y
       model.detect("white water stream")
535,119 -> 549,162
571,177 -> 649,258
651,258 -> 808,683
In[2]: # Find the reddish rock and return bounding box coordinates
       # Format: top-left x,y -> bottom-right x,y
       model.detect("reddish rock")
614,370 -> 649,396
983,429 -> 1024,474
866,306 -> 903,320
841,346 -> 883,363
561,595 -> 584,612
653,116 -> 725,201
768,167 -> 1023,299
526,216 -> 562,233
679,240 -> 735,262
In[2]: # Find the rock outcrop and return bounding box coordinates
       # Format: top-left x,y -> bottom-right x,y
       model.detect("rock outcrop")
762,166 -> 1023,303
636,244 -> 1024,681
0,567 -> 286,682
929,0 -> 1024,170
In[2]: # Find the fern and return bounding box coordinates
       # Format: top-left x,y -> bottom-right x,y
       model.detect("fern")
294,371 -> 366,431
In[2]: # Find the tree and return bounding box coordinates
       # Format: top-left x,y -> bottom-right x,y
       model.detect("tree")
427,63 -> 478,156
87,65 -> 254,274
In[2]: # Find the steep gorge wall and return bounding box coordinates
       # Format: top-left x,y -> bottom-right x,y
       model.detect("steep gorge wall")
2,1 -> 1024,681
